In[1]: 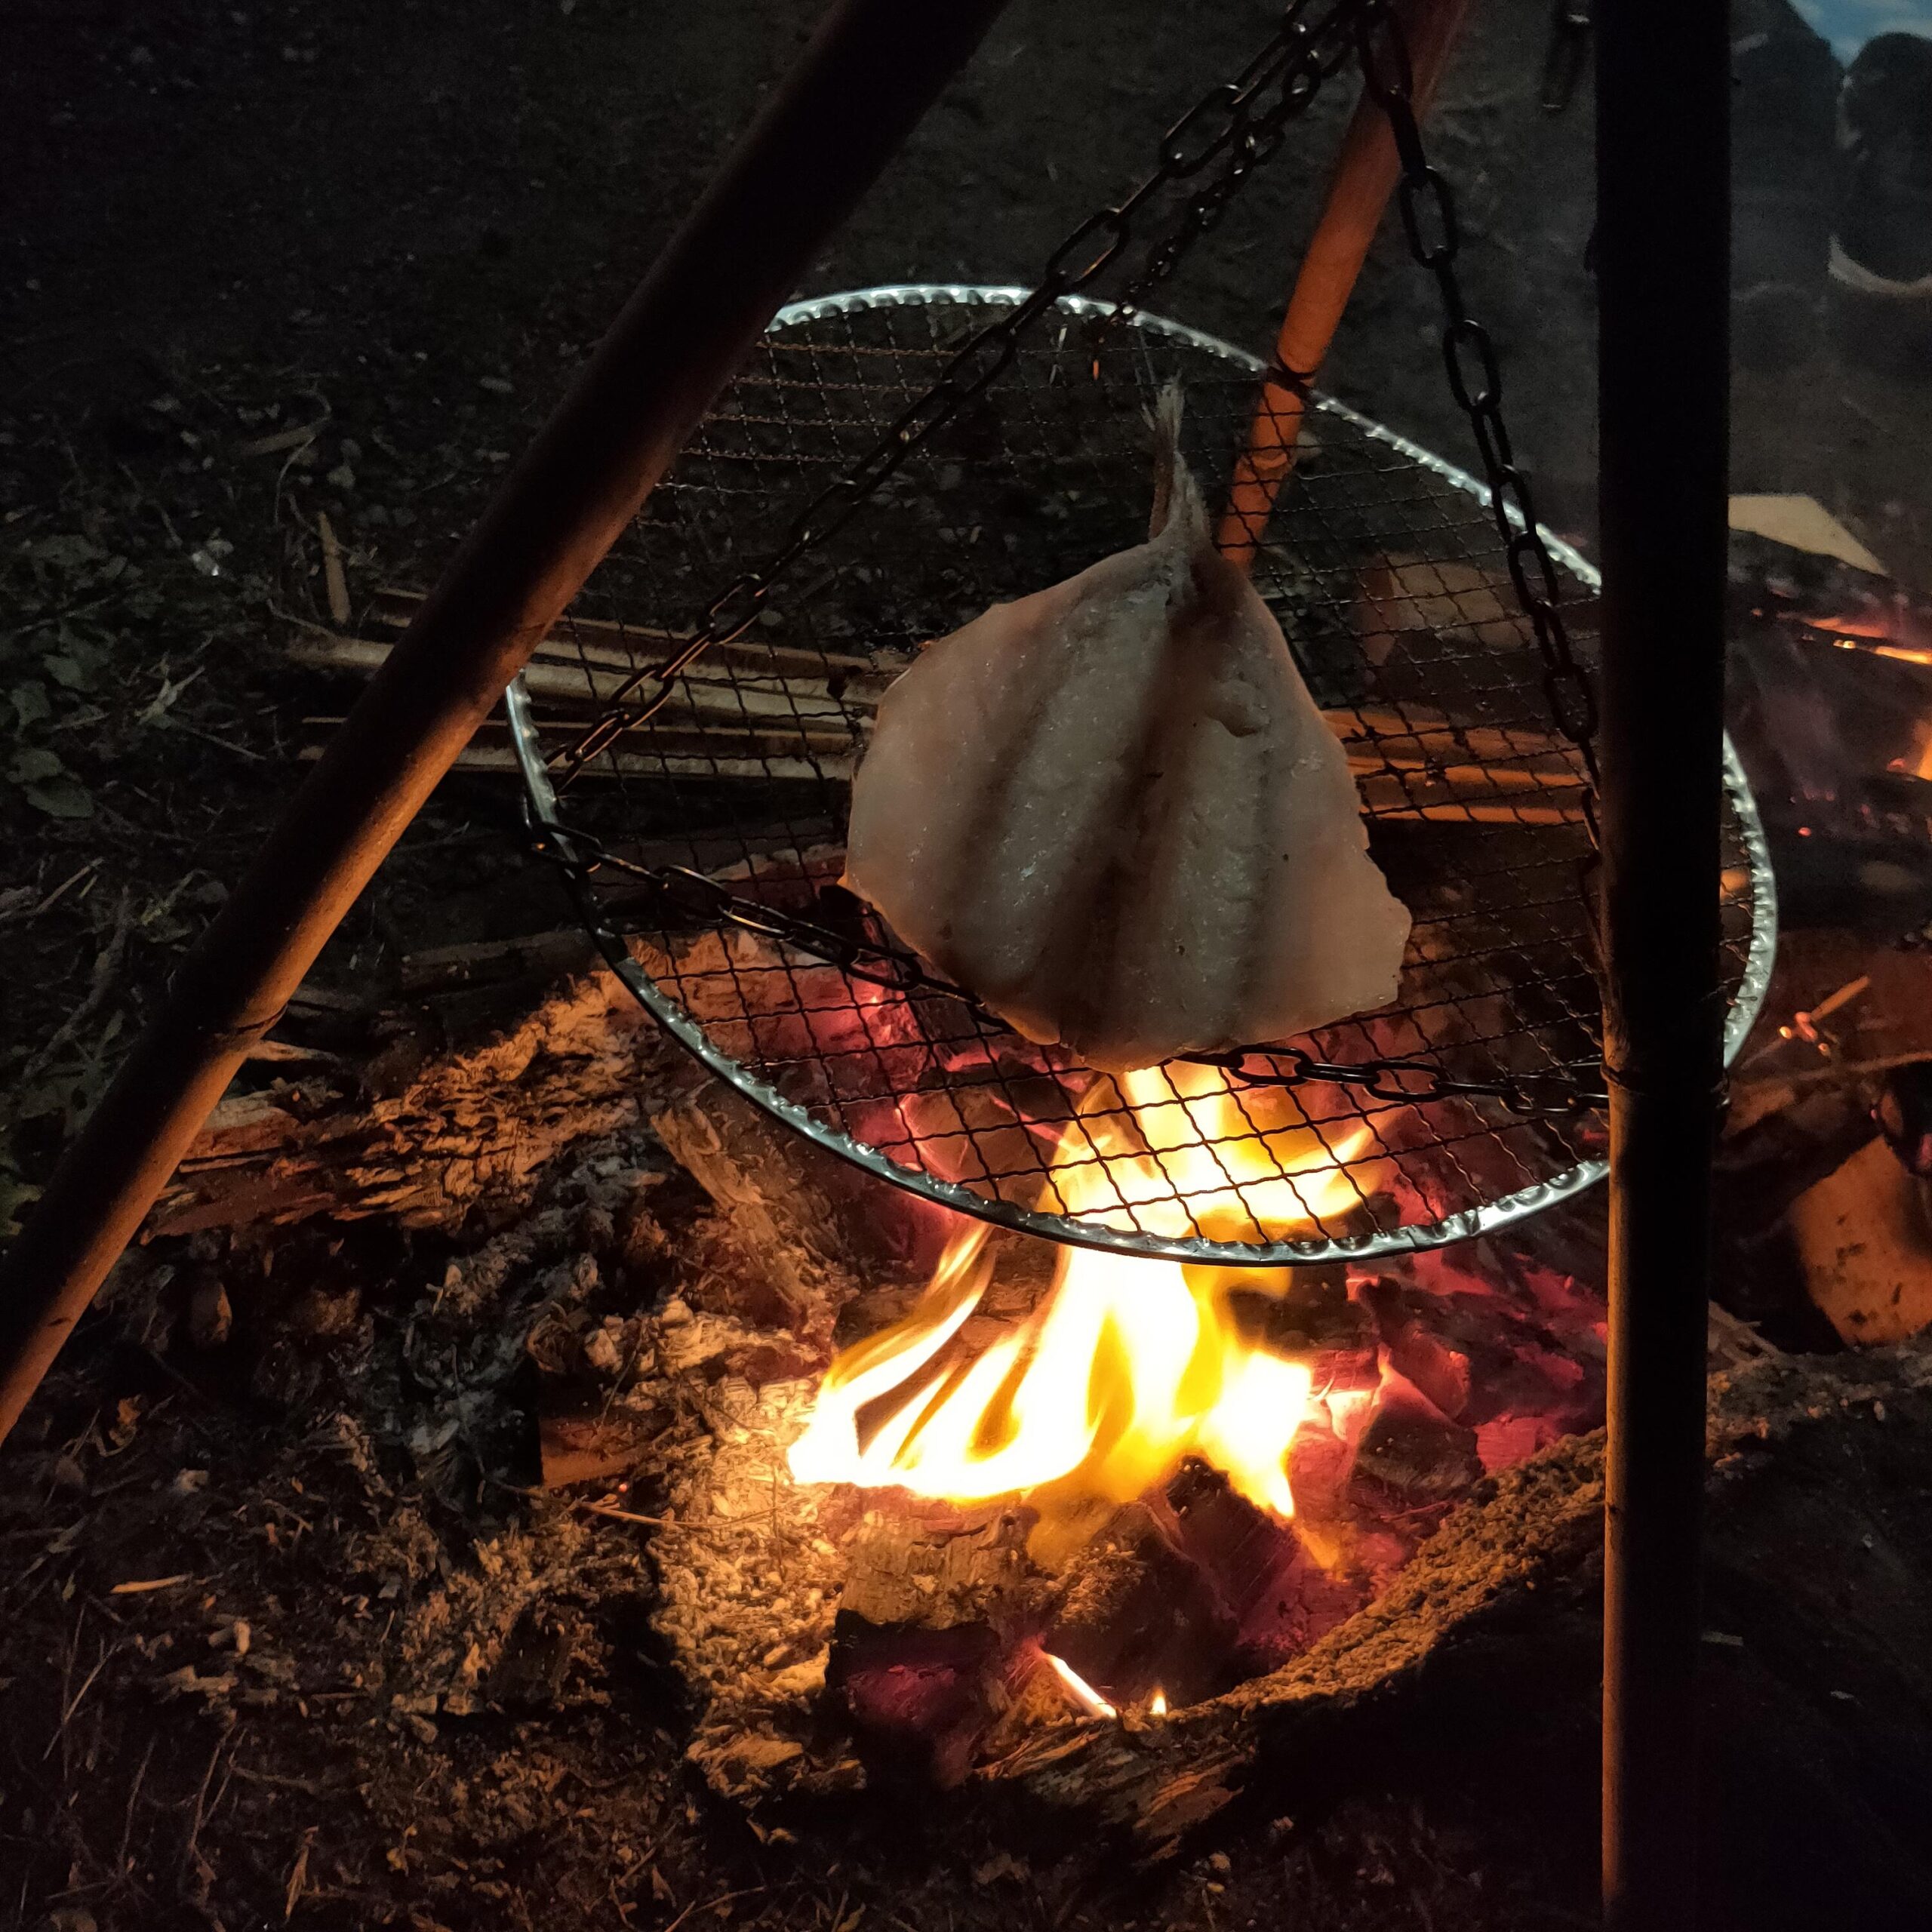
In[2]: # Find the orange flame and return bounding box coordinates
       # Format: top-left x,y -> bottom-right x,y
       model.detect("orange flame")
788,1064 -> 1376,1524
1044,1652 -> 1118,1722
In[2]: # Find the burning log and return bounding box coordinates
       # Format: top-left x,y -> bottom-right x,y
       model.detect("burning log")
980,1337 -> 1932,1853
658,1331 -> 1932,1842
646,1063 -> 961,1313
641,1067 -> 1616,1814
1730,527 -> 1932,665
109,912 -> 1931,1890
1786,1131 -> 1932,1346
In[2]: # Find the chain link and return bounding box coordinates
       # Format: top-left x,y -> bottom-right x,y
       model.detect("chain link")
565,825 -> 1607,1115
536,0 -> 1615,1117
1355,0 -> 1602,848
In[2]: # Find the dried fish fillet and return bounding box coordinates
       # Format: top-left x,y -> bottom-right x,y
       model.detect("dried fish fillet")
845,390 -> 1411,1075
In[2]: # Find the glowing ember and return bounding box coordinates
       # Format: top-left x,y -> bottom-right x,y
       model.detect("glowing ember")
788,1063 -> 1376,1522
1044,1651 -> 1118,1722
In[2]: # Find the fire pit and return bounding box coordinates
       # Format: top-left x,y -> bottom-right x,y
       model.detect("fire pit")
472,286 -> 1775,1808
625,1089 -> 1616,1805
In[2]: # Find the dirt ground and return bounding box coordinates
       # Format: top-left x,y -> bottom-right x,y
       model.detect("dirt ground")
6,2 -> 1932,1927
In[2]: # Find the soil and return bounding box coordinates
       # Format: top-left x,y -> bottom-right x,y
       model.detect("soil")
5,1004 -> 1932,1932
5,1 -> 1932,1928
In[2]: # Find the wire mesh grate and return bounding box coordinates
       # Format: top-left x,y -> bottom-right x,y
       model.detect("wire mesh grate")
511,287 -> 1776,1266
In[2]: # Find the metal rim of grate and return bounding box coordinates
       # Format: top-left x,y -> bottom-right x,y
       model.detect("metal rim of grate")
508,284 -> 1778,1268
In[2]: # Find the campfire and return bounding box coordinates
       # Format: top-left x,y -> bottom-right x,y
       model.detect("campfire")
595,1052 -> 1613,1792
788,1069 -> 1375,1527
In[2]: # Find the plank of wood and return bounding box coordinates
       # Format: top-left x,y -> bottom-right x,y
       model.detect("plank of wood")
146,972 -> 660,1239
369,583 -> 885,681
297,741 -> 853,784
288,630 -> 873,736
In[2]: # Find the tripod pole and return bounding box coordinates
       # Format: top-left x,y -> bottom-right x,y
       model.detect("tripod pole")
0,0 -> 1013,1443
1596,2 -> 1730,1926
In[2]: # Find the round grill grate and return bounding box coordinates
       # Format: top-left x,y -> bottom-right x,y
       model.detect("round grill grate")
508,286 -> 1776,1266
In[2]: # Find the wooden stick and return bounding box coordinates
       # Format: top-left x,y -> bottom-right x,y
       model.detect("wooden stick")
301,739 -> 1574,818
1216,0 -> 1473,568
298,742 -> 854,784
368,583 -> 884,684
1371,800 -> 1588,826
301,715 -> 1561,802
288,632 -> 866,740
300,630 -> 1577,778
316,513 -> 351,625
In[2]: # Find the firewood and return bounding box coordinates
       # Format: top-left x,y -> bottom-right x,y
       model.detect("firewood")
296,738 -> 854,785
960,1341 -> 1932,1850
145,968 -> 661,1240
538,1406 -> 663,1488
367,583 -> 884,684
303,609 -> 1577,796
1043,1499 -> 1243,1711
1354,553 -> 1529,651
294,658 -> 1574,806
645,1063 -> 955,1316
297,654 -> 1576,799
288,629 -> 873,734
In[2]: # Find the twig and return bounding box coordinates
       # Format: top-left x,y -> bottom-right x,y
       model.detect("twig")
316,512 -> 351,624
117,1733 -> 158,1878
28,858 -> 102,921
22,891 -> 136,1084
234,417 -> 329,459
521,1484 -> 739,1543
284,1825 -> 318,1919
47,1632 -> 116,1759
662,1887 -> 767,1932
109,1574 -> 192,1595
177,1728 -> 230,1896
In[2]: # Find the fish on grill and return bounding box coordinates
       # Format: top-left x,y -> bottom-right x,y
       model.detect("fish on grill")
844,388 -> 1411,1075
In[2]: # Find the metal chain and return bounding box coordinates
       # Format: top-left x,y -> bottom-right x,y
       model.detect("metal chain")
567,827 -> 1608,1115
553,0 -> 1363,783
535,0 -> 1617,1118
1355,0 -> 1602,848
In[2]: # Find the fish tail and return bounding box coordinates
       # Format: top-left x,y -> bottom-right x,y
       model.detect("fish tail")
1147,381 -> 1209,549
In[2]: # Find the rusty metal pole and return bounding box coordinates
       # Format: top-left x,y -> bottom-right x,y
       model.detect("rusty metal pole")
1216,0 -> 1471,568
1596,0 -> 1730,1925
0,0 -> 1013,1443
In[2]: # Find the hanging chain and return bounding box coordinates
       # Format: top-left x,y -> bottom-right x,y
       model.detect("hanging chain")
553,0 -> 1363,783
565,827 -> 1608,1115
532,0 -> 1616,1118
1355,0 -> 1601,847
